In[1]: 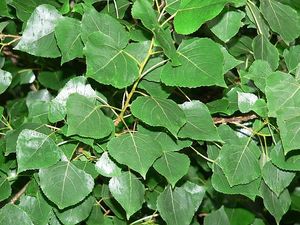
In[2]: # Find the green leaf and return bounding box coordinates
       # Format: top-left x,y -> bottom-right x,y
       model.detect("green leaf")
138,80 -> 173,98
283,45 -> 300,74
237,92 -> 258,113
95,152 -> 122,177
174,0 -> 233,34
131,96 -> 186,136
270,143 -> 300,171
108,132 -> 162,178
84,32 -> 139,88
39,161 -> 94,209
66,93 -> 113,139
181,181 -> 205,212
260,182 -> 291,224
38,71 -> 67,91
161,38 -> 226,88
102,0 -> 130,18
81,7 -> 129,47
55,17 -> 83,64
109,172 -> 145,219
220,46 -> 243,73
157,185 -> 199,225
16,129 -> 61,173
204,206 -> 230,225
260,0 -> 300,43
0,204 -> 34,225
211,165 -> 260,201
0,69 -> 12,94
178,101 -> 221,141
85,204 -> 104,225
153,152 -> 190,187
165,0 -> 181,14
252,34 -> 279,70
209,9 -> 245,43
49,76 -> 96,123
0,177 -> 11,201
55,196 -> 94,225
224,208 -> 255,225
14,4 -> 62,58
262,161 -> 295,197
218,138 -> 261,186
138,124 -> 192,152
19,192 -> 52,225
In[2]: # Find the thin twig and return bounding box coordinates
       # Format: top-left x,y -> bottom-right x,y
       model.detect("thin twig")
10,182 -> 29,204
213,114 -> 258,124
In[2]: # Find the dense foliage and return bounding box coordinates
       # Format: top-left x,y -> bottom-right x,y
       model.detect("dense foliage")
0,0 -> 300,224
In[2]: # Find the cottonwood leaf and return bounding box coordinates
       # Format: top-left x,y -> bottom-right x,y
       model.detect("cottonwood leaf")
95,152 -> 122,177
153,152 -> 190,187
165,0 -> 180,14
220,46 -> 243,73
178,101 -> 221,141
131,96 -> 186,136
85,204 -> 104,225
260,182 -> 291,224
225,208 -> 255,225
284,46 -> 300,74
55,196 -> 94,225
204,206 -> 230,225
161,38 -> 225,88
138,124 -> 192,152
157,185 -> 198,225
14,4 -> 62,57
81,7 -> 129,47
85,32 -> 139,88
55,17 -> 83,64
39,161 -> 94,209
211,165 -> 260,201
131,0 -> 180,65
260,0 -> 300,43
181,181 -> 205,212
262,161 -> 295,197
102,0 -> 130,18
16,129 -> 61,173
109,172 -> 145,219
49,76 -> 96,123
237,92 -> 258,113
0,204 -> 34,225
174,0 -> 233,34
270,143 -> 300,171
66,94 -> 113,139
19,192 -> 52,225
209,10 -> 245,43
0,69 -> 12,94
108,133 -> 162,178
0,177 -> 11,201
252,34 -> 279,70
218,139 -> 261,186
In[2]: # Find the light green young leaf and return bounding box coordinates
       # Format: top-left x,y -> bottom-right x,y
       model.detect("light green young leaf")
85,32 -> 139,88
153,152 -> 190,187
66,93 -> 113,139
204,206 -> 230,225
55,17 -> 83,64
0,69 -> 12,94
19,192 -> 52,225
252,34 -> 279,70
174,0 -> 230,34
49,76 -> 96,123
157,185 -> 201,225
108,133 -> 162,178
95,152 -> 122,177
14,4 -> 62,58
131,96 -> 186,136
109,172 -> 145,219
283,46 -> 300,74
0,177 -> 11,201
260,182 -> 291,224
270,143 -> 300,171
211,165 -> 260,201
178,101 -> 221,141
209,10 -> 245,43
55,196 -> 94,225
39,161 -> 94,209
260,0 -> 300,43
218,138 -> 261,186
262,161 -> 295,197
16,129 -> 61,173
138,124 -> 192,152
161,38 -> 225,88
